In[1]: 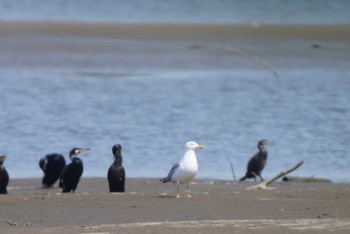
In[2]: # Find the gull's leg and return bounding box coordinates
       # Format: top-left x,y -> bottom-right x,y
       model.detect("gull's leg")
176,182 -> 180,198
186,183 -> 193,198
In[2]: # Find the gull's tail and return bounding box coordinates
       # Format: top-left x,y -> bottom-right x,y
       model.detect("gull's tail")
159,178 -> 168,183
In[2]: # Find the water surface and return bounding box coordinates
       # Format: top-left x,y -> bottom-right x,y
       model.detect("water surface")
1,68 -> 349,182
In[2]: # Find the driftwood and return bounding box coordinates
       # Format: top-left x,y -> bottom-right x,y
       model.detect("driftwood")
282,176 -> 331,183
247,160 -> 304,190
6,219 -> 18,226
228,158 -> 237,181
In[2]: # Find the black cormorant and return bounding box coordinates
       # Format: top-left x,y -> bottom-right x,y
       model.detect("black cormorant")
240,139 -> 271,182
59,148 -> 89,193
39,153 -> 66,187
107,144 -> 125,192
0,155 -> 9,194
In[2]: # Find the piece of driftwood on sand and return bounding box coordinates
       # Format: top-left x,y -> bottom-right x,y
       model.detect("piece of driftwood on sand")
246,160 -> 304,190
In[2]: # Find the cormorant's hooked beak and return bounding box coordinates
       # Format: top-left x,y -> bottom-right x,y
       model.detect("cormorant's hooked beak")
39,157 -> 47,171
72,148 -> 90,157
196,145 -> 205,149
69,148 -> 90,160
260,139 -> 272,146
78,148 -> 90,154
0,155 -> 6,163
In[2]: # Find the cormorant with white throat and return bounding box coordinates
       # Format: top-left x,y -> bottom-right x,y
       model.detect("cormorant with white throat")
0,155 -> 9,194
240,139 -> 271,182
59,148 -> 89,193
107,144 -> 125,192
39,153 -> 66,187
160,141 -> 204,198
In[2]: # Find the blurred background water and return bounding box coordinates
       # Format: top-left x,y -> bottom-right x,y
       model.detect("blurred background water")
0,0 -> 349,182
0,0 -> 349,24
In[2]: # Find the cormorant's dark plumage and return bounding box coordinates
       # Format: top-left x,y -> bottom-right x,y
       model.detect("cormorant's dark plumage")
240,139 -> 271,182
108,144 -> 125,192
0,155 -> 9,194
39,153 -> 66,187
59,148 -> 89,193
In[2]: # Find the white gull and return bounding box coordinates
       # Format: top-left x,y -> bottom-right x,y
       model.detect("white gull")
160,141 -> 204,198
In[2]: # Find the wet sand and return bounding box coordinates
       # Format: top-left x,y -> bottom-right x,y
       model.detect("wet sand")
1,22 -> 349,73
1,178 -> 350,233
1,22 -> 350,42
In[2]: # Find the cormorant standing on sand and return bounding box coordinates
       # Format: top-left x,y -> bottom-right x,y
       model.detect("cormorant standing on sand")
240,139 -> 271,182
0,155 -> 9,194
59,148 -> 89,193
107,144 -> 125,192
39,153 -> 66,187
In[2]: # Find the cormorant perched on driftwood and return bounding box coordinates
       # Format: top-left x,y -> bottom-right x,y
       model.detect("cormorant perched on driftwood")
59,148 -> 89,193
240,139 -> 271,182
107,144 -> 125,192
39,153 -> 66,187
0,155 -> 9,194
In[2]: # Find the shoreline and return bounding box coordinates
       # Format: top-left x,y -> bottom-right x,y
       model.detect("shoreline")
7,176 -> 350,188
7,176 -> 347,184
1,21 -> 350,42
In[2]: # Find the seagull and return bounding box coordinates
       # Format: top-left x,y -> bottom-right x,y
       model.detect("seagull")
160,141 -> 204,198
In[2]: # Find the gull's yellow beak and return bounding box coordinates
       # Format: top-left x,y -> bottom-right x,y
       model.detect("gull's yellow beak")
197,145 -> 205,149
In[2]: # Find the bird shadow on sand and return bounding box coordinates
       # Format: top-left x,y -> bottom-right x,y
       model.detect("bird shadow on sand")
156,194 -> 199,199
156,194 -> 177,198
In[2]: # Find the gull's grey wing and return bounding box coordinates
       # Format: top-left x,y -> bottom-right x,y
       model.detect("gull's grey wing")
160,163 -> 179,183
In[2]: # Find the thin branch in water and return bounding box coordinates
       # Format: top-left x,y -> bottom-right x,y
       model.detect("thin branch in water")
213,43 -> 279,78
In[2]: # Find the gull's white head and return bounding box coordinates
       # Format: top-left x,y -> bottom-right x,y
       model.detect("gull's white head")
185,141 -> 205,150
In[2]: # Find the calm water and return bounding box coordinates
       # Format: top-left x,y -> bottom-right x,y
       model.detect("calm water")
0,0 -> 349,24
0,68 -> 349,182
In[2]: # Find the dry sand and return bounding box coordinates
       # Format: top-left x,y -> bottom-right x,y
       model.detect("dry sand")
1,178 -> 350,233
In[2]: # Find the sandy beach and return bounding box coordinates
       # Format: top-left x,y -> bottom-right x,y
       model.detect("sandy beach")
0,178 -> 349,233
